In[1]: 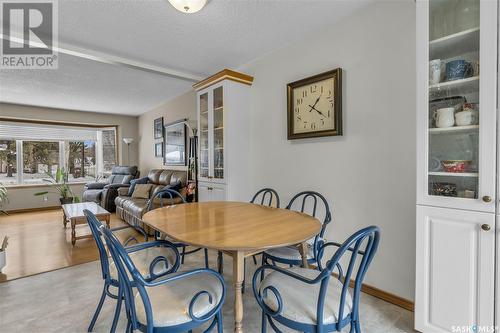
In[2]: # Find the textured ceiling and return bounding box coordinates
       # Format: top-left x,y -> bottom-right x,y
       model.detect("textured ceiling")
0,52 -> 193,115
0,0 -> 371,115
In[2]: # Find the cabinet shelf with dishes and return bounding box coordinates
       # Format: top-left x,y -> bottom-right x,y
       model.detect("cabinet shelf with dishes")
428,76 -> 479,96
429,125 -> 479,134
428,171 -> 479,178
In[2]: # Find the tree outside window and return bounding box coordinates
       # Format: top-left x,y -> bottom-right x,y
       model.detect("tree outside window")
102,130 -> 116,173
22,141 -> 59,184
0,140 -> 17,185
66,141 -> 96,181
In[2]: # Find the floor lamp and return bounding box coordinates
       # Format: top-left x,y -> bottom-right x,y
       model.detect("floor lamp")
123,138 -> 134,165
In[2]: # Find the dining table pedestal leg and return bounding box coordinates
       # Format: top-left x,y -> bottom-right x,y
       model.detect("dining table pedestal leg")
233,251 -> 245,333
299,242 -> 310,269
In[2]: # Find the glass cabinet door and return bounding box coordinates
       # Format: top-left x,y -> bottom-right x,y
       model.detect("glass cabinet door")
427,0 -> 480,200
212,86 -> 224,180
199,92 -> 209,179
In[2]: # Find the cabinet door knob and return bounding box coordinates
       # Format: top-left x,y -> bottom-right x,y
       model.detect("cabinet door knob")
481,224 -> 491,231
482,196 -> 492,203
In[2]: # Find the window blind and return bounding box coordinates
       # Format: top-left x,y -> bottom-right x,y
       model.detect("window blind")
0,121 -> 99,141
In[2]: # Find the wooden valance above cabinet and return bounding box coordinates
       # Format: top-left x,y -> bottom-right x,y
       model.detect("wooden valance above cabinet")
192,69 -> 254,91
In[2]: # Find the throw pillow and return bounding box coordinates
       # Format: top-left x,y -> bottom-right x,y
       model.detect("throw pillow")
128,176 -> 149,196
168,180 -> 183,192
132,184 -> 152,199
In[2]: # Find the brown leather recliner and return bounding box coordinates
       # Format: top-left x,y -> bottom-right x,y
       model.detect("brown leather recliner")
82,166 -> 140,212
115,169 -> 187,234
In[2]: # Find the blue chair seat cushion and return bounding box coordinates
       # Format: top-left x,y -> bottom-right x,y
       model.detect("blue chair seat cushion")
134,271 -> 224,327
260,267 -> 352,325
264,244 -> 314,261
109,246 -> 177,280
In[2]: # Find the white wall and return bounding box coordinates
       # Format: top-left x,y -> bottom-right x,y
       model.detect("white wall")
137,91 -> 196,176
4,184 -> 85,211
240,0 -> 416,300
0,103 -> 139,211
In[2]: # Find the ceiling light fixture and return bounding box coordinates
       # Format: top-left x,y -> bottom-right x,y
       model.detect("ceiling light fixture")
168,0 -> 207,14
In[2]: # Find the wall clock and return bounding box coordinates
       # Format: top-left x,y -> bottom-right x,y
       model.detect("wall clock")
287,68 -> 343,139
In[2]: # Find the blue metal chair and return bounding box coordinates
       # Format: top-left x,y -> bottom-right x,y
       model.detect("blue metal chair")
250,188 -> 280,265
84,210 -> 180,333
149,188 -> 210,269
251,188 -> 281,208
262,191 -> 332,269
99,216 -> 226,333
253,226 -> 380,333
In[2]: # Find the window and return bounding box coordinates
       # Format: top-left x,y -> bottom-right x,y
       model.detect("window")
102,130 -> 117,173
0,122 -> 117,186
22,141 -> 60,184
0,140 -> 17,185
66,141 -> 97,182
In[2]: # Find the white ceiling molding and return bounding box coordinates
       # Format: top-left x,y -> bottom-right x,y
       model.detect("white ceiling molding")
0,33 -> 205,82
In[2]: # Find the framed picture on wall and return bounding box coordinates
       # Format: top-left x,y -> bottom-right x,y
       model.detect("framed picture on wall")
154,142 -> 163,158
153,117 -> 164,139
164,121 -> 187,166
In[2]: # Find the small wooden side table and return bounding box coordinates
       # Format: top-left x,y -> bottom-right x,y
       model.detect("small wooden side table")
62,202 -> 110,245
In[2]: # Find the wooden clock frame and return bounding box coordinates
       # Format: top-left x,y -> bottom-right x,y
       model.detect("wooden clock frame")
287,68 -> 343,140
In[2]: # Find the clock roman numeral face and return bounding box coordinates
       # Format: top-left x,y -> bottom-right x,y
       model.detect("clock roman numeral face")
292,77 -> 335,134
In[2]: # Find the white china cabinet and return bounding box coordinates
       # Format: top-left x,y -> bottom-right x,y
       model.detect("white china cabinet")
415,1 -> 497,332
194,69 -> 253,202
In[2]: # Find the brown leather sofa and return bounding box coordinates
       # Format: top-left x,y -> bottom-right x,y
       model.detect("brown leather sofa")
115,169 -> 187,234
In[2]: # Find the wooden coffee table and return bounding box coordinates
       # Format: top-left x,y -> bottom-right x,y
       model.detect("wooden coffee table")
62,202 -> 110,245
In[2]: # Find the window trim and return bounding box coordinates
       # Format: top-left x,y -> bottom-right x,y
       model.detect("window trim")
0,117 -> 119,165
0,118 -> 119,187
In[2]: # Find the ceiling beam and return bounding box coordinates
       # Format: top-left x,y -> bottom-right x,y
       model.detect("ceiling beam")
1,34 -> 205,82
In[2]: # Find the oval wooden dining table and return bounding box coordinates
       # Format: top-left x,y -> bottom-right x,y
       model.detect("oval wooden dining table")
142,201 -> 321,333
